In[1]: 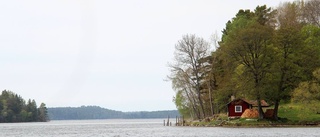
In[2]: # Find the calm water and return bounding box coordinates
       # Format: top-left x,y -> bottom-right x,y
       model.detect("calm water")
0,119 -> 320,137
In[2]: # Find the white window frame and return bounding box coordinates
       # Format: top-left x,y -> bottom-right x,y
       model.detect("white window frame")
235,105 -> 242,113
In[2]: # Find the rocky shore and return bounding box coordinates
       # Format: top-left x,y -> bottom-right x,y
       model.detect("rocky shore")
181,114 -> 320,127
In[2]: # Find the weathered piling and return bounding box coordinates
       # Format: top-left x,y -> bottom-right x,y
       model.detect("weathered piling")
174,115 -> 184,126
166,115 -> 170,126
165,115 -> 184,126
175,116 -> 178,126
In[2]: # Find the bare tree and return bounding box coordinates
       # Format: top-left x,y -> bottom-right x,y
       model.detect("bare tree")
171,69 -> 201,119
169,34 -> 211,119
303,0 -> 320,27
210,31 -> 220,51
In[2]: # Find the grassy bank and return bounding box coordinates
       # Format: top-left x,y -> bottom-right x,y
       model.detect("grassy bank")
185,103 -> 320,127
278,103 -> 320,123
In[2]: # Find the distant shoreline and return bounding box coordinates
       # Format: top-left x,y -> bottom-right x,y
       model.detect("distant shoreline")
48,106 -> 180,120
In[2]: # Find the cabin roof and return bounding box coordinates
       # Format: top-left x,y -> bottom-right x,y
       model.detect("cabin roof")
227,98 -> 270,107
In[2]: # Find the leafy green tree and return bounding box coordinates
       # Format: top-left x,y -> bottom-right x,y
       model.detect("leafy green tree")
267,2 -> 305,120
263,1 -> 320,120
38,103 -> 48,122
26,99 -> 38,122
300,25 -> 320,72
292,68 -> 320,113
209,49 -> 239,114
219,6 -> 275,119
19,110 -> 29,122
174,90 -> 194,119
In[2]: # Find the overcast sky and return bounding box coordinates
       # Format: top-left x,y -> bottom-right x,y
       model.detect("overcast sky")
0,0 -> 293,112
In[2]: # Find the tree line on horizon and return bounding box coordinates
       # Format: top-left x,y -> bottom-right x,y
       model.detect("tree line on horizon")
168,0 -> 320,120
48,106 -> 179,120
0,90 -> 48,122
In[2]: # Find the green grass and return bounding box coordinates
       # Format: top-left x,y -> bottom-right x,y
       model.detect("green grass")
222,103 -> 320,126
278,103 -> 320,123
185,103 -> 320,127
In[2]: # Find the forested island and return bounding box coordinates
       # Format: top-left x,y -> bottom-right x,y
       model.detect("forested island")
168,0 -> 320,126
48,106 -> 179,120
0,90 -> 48,122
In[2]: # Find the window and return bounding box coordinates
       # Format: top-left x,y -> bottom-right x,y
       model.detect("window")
235,105 -> 242,113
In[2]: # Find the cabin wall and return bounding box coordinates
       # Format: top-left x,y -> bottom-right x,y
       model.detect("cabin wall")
227,100 -> 250,117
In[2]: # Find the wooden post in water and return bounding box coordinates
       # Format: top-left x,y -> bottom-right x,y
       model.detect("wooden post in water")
163,120 -> 165,126
166,115 -> 170,126
175,116 -> 177,126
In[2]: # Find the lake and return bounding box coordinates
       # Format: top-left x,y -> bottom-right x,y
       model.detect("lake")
0,119 -> 319,137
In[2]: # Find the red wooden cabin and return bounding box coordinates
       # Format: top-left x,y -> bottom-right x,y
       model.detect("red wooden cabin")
227,98 -> 269,118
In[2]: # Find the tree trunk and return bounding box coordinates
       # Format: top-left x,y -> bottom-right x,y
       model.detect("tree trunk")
255,74 -> 264,119
197,91 -> 206,119
185,90 -> 200,119
273,99 -> 280,120
274,67 -> 286,120
195,73 -> 206,119
257,96 -> 264,119
195,68 -> 206,119
208,86 -> 214,116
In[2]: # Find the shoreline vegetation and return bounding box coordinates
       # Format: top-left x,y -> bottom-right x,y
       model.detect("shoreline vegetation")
178,103 -> 320,127
183,117 -> 320,127
168,0 -> 320,127
184,119 -> 320,127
